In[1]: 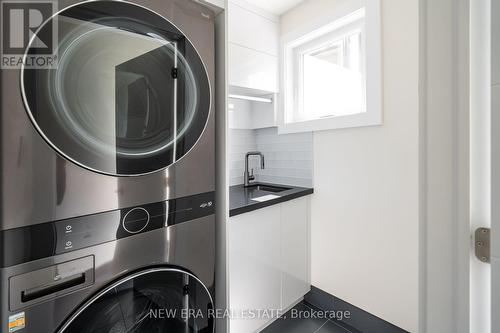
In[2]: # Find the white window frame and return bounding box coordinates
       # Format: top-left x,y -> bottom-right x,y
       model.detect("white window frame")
278,0 -> 382,134
294,18 -> 365,122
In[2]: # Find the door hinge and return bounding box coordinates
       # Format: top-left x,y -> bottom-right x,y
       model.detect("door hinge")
475,227 -> 490,263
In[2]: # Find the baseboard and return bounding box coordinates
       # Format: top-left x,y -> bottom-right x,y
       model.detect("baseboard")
303,286 -> 409,333
256,297 -> 304,332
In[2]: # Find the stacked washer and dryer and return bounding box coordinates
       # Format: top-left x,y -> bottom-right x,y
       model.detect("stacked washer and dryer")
0,0 -> 216,332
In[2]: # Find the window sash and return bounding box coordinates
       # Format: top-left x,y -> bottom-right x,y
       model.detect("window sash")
279,1 -> 382,134
289,18 -> 366,123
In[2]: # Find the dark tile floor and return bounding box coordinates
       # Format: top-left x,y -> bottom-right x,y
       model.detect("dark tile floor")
261,302 -> 357,333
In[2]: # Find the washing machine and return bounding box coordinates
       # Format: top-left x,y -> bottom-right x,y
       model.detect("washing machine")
0,0 -> 216,331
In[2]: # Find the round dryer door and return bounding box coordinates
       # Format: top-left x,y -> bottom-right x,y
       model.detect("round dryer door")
58,268 -> 214,333
21,0 -> 211,176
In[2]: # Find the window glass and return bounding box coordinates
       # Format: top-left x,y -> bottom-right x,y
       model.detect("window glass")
301,31 -> 364,120
22,1 -> 210,176
59,269 -> 214,333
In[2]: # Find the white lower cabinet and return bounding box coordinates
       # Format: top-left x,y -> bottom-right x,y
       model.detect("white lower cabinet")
228,197 -> 311,333
229,205 -> 281,333
280,198 -> 310,310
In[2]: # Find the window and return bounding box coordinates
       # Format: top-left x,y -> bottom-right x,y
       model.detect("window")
280,2 -> 381,133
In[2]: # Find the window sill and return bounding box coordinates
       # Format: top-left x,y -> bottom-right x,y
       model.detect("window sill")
277,111 -> 382,134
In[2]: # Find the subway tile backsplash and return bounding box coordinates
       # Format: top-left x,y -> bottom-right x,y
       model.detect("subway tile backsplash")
228,127 -> 313,187
228,129 -> 257,186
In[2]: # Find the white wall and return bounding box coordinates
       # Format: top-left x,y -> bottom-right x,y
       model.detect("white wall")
421,0 -> 471,331
281,0 -> 420,331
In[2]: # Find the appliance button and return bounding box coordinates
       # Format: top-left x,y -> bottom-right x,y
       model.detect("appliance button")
122,207 -> 150,234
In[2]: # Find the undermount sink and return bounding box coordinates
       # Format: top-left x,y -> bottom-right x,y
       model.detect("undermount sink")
245,184 -> 292,193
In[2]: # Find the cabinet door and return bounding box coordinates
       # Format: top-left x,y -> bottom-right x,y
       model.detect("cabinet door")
228,43 -> 278,92
281,197 -> 311,310
229,205 -> 282,333
228,2 -> 279,56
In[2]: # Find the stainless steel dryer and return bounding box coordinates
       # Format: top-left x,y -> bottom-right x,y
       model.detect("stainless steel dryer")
0,0 -> 216,331
0,0 -> 215,230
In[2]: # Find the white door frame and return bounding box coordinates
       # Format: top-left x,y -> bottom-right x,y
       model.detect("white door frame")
470,0 -> 491,332
419,0 -> 471,332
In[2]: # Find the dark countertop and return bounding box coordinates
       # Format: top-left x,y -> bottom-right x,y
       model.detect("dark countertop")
229,182 -> 314,217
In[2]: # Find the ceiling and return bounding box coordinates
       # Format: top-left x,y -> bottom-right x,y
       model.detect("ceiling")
244,0 -> 305,15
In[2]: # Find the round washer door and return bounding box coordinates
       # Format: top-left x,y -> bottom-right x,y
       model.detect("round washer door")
22,0 -> 211,176
58,268 -> 214,333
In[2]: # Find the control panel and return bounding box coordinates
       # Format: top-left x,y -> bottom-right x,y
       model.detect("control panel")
122,207 -> 150,234
0,191 -> 215,267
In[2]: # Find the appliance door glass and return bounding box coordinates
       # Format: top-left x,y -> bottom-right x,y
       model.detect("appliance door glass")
58,268 -> 214,333
22,1 -> 211,176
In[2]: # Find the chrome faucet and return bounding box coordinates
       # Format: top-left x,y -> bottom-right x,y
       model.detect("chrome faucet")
244,151 -> 265,187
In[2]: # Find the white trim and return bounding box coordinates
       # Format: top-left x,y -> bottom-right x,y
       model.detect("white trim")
278,0 -> 382,134
280,0 -> 365,43
469,0 -> 492,326
418,0 -> 428,330
214,5 -> 229,333
228,94 -> 273,103
277,112 -> 381,134
284,8 -> 365,50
